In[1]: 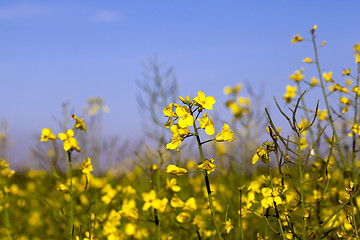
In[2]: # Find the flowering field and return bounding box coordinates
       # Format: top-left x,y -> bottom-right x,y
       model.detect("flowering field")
1,26 -> 360,239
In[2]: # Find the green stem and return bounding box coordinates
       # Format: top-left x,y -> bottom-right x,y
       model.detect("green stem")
298,135 -> 306,240
350,191 -> 360,240
352,63 -> 360,179
311,34 -> 345,168
268,164 -> 287,240
193,121 -> 223,240
67,151 -> 74,239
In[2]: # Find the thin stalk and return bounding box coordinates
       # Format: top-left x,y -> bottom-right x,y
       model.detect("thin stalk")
268,164 -> 287,240
311,34 -> 345,168
66,150 -> 74,240
350,191 -> 360,240
297,135 -> 306,240
352,63 -> 360,179
192,122 -> 222,240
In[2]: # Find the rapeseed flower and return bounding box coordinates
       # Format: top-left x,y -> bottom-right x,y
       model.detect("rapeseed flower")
310,77 -> 319,87
323,72 -> 334,82
291,33 -> 303,44
58,129 -> 80,152
252,141 -> 275,164
71,115 -> 87,132
303,57 -> 312,63
215,124 -> 234,142
198,158 -> 216,174
80,157 -> 93,174
198,112 -> 215,135
283,85 -> 297,103
170,194 -> 184,208
224,218 -> 233,233
176,212 -> 190,223
193,91 -> 216,110
166,178 -> 181,192
40,128 -> 56,142
288,70 -> 304,82
166,165 -> 188,175
175,105 -> 194,128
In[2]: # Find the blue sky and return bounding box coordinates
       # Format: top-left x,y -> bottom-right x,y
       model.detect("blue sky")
1,1 -> 359,166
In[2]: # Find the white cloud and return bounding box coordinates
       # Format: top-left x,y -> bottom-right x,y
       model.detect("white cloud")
0,4 -> 45,19
94,10 -> 121,22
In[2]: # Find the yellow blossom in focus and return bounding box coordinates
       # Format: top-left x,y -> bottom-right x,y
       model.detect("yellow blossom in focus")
215,124 -> 234,142
80,157 -> 93,174
40,128 -> 56,142
71,115 -> 87,132
323,72 -> 334,82
166,165 -> 188,175
291,33 -> 303,44
283,85 -> 297,103
175,105 -> 194,128
58,129 -> 80,152
303,58 -> 312,63
225,218 -> 233,233
198,112 -> 215,135
198,158 -> 216,174
179,95 -> 191,104
288,70 -> 304,82
193,91 -> 216,110
252,141 -> 275,164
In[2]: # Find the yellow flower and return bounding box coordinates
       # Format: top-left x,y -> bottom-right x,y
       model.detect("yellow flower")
58,129 -> 81,152
340,96 -> 350,105
310,77 -> 319,87
342,68 -> 350,76
40,128 -> 56,142
170,194 -> 184,208
119,198 -> 139,220
351,123 -> 360,134
352,85 -> 360,95
175,105 -> 194,128
142,190 -> 167,211
183,197 -> 197,211
318,109 -> 327,121
283,85 -> 297,103
176,212 -> 190,223
252,141 -> 275,164
223,86 -> 232,95
179,95 -> 191,104
215,124 -> 234,142
166,178 -> 181,192
166,165 -> 188,175
291,33 -> 303,44
193,91 -> 216,110
198,159 -> 216,173
288,70 -> 304,82
166,135 -> 184,152
323,72 -> 334,82
71,115 -> 87,132
57,183 -> 68,193
303,58 -> 312,63
198,112 -> 215,135
225,218 -> 233,233
80,157 -> 93,174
